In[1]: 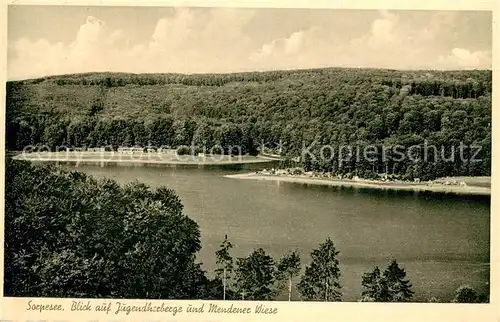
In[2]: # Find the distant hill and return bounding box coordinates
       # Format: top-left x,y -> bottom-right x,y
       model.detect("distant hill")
5,67 -> 492,179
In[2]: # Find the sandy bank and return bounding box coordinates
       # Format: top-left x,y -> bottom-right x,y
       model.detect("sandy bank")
225,173 -> 491,196
12,152 -> 276,165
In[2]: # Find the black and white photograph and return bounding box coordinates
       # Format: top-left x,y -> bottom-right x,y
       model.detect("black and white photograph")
2,2 -> 495,314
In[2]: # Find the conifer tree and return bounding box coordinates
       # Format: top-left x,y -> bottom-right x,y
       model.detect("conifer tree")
297,238 -> 342,301
277,250 -> 301,301
360,259 -> 414,302
215,234 -> 234,300
383,259 -> 414,302
234,248 -> 277,301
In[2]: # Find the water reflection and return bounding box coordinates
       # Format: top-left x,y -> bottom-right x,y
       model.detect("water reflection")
55,162 -> 490,302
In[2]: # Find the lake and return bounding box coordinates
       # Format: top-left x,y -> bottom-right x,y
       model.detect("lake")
60,162 -> 490,302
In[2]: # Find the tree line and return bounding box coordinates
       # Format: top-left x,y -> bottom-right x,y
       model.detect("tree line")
24,69 -> 492,96
213,235 -> 486,303
6,68 -> 491,180
4,160 -> 487,303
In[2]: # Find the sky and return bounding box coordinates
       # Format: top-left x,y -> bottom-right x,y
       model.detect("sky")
7,6 -> 493,80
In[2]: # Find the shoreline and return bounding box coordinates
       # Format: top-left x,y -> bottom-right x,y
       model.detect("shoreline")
225,173 -> 491,196
11,152 -> 278,166
11,152 -> 491,196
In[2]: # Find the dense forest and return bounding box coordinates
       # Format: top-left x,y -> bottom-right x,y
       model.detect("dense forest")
4,160 -> 487,302
5,68 -> 492,180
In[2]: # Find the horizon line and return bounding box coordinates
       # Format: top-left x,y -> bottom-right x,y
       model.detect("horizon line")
7,66 -> 493,82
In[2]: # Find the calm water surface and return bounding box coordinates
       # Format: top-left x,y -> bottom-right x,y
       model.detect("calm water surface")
60,162 -> 490,302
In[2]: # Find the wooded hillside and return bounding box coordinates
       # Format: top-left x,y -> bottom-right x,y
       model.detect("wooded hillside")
5,68 -> 492,179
